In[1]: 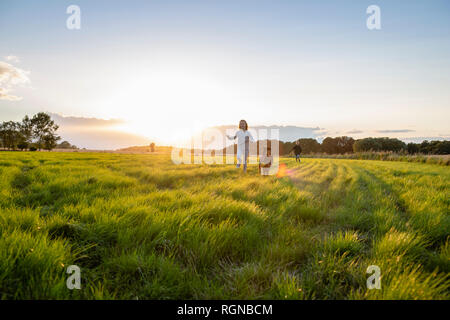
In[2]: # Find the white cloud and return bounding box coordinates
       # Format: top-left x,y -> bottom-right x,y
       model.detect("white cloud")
376,129 -> 415,133
346,129 -> 364,134
0,87 -> 22,101
49,113 -> 125,127
0,61 -> 30,101
5,55 -> 20,63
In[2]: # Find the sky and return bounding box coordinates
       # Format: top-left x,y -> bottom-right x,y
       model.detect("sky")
1,0 -> 449,149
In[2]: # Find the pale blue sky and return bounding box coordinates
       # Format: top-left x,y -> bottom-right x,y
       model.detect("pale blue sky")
1,0 -> 449,147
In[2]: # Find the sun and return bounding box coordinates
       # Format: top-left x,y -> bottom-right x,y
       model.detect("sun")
103,70 -> 232,145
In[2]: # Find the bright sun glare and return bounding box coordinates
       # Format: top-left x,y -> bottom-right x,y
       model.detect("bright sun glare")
106,71 -> 233,145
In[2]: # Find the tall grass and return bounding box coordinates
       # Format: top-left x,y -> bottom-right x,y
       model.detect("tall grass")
301,152 -> 450,166
0,152 -> 448,299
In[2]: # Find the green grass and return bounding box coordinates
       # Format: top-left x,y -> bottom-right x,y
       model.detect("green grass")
0,152 -> 448,299
300,152 -> 450,166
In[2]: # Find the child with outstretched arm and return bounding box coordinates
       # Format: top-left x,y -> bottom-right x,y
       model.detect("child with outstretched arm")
226,120 -> 254,173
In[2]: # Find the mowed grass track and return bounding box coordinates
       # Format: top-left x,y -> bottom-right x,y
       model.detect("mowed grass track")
0,152 -> 448,299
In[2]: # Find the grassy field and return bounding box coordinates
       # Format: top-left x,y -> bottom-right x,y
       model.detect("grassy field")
301,152 -> 450,166
0,152 -> 449,300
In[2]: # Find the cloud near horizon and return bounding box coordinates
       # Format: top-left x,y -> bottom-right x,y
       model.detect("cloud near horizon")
51,113 -> 151,150
375,129 -> 416,134
0,60 -> 29,101
49,113 -> 125,128
346,129 -> 364,134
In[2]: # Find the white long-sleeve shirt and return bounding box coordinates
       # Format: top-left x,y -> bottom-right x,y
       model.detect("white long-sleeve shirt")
228,129 -> 254,146
228,129 -> 254,159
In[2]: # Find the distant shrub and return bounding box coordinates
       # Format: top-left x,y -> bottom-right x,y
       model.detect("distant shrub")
57,141 -> 78,149
17,141 -> 29,151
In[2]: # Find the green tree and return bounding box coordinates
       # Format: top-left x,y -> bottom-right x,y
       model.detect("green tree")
43,134 -> 59,151
379,137 -> 406,152
319,136 -> 355,154
418,140 -> 450,155
407,143 -> 420,154
0,121 -> 21,150
321,137 -> 337,154
354,138 -> 380,152
354,137 -> 405,152
31,112 -> 60,151
57,141 -> 77,149
20,115 -> 33,145
335,136 -> 355,153
434,141 -> 450,154
297,138 -> 321,154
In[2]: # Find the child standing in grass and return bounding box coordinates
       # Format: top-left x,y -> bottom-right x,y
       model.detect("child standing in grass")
259,145 -> 273,176
227,120 -> 254,173
291,141 -> 302,163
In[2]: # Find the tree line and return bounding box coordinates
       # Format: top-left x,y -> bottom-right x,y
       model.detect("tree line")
2,114 -> 448,155
0,112 -> 61,151
281,136 -> 450,155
